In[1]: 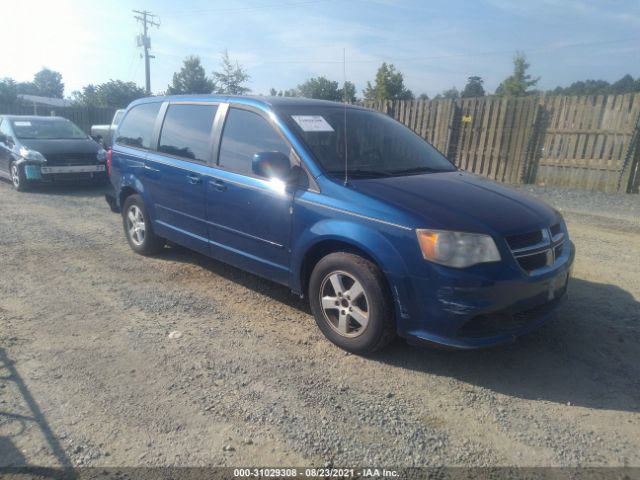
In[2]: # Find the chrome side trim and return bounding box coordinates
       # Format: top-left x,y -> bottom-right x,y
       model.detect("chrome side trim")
297,198 -> 413,231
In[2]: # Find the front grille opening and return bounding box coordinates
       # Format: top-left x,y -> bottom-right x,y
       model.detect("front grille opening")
517,252 -> 548,272
506,230 -> 543,250
554,244 -> 563,258
459,296 -> 564,338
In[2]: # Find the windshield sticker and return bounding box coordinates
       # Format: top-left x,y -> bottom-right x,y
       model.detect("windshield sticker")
292,115 -> 334,132
14,121 -> 32,127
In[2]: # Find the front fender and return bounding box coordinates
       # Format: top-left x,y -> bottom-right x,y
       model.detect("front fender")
290,219 -> 414,322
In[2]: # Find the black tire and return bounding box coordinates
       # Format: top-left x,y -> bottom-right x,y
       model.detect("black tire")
122,194 -> 164,255
10,162 -> 29,192
309,252 -> 395,354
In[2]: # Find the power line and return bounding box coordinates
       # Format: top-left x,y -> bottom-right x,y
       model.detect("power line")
248,37 -> 640,65
133,10 -> 160,94
156,0 -> 328,16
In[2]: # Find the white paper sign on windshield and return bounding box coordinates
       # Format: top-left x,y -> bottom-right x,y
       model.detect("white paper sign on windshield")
292,115 -> 334,132
14,121 -> 32,127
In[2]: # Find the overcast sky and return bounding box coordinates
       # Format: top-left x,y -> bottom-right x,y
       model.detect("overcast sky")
3,0 -> 639,98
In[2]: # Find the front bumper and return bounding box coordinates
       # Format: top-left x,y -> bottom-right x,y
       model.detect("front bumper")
23,163 -> 107,182
399,241 -> 575,348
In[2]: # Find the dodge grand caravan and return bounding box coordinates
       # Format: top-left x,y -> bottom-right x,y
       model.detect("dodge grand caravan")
109,95 -> 574,353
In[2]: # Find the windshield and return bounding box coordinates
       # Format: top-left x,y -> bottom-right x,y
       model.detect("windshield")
279,106 -> 456,178
11,118 -> 87,140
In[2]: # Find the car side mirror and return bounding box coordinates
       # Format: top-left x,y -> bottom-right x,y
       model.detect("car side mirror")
252,151 -> 292,181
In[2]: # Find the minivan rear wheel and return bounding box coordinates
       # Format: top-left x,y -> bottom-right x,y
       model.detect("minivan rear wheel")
122,194 -> 164,255
309,252 -> 395,354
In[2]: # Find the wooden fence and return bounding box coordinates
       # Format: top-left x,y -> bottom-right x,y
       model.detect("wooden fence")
0,102 -> 116,134
364,94 -> 640,193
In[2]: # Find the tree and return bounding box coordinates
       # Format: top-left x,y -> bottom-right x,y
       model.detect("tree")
0,78 -> 18,104
461,76 -> 485,98
418,93 -> 429,100
363,63 -> 414,101
341,81 -> 357,103
212,50 -> 250,95
440,87 -> 460,99
269,87 -> 278,96
33,68 -> 64,98
167,56 -> 214,95
495,52 -> 539,97
609,74 -> 635,94
297,76 -> 341,101
72,80 -> 146,108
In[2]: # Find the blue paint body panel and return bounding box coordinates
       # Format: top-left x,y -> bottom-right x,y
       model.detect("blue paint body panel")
110,95 -> 575,349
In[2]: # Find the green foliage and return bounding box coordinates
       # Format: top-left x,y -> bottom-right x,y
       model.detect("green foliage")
33,68 -> 64,98
341,81 -> 357,103
167,56 -> 214,95
269,87 -> 278,96
418,93 -> 429,100
212,50 -> 250,95
496,52 -> 539,97
441,87 -> 460,99
0,78 -> 18,104
363,63 -> 414,101
548,74 -> 640,96
461,76 -> 485,98
72,80 -> 146,108
298,76 -> 342,101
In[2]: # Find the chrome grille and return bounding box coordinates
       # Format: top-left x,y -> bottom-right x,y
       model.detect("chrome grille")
507,222 -> 565,274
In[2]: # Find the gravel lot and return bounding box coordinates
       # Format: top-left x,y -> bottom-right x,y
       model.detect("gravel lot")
0,179 -> 638,469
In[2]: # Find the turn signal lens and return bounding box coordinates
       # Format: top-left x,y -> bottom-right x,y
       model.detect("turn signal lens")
416,229 -> 501,268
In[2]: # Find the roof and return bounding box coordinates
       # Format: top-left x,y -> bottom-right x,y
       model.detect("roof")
130,94 -> 368,111
17,94 -> 73,108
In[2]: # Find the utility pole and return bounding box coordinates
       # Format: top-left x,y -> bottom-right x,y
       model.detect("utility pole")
133,10 -> 160,95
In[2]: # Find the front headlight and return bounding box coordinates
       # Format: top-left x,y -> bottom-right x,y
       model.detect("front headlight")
416,229 -> 501,268
97,148 -> 107,161
19,147 -> 46,163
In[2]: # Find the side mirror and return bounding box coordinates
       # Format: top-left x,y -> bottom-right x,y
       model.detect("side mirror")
252,151 -> 292,180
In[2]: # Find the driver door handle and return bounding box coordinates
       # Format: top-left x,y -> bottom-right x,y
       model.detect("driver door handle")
209,178 -> 227,191
186,173 -> 202,184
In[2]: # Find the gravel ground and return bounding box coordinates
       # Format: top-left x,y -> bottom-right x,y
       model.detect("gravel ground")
0,180 -> 638,469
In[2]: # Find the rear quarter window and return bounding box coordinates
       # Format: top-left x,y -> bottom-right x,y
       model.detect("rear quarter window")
116,102 -> 161,149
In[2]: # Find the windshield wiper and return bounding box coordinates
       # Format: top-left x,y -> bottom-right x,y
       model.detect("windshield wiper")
389,166 -> 448,175
327,169 -> 393,178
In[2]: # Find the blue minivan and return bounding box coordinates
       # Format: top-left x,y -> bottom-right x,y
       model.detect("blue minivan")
109,95 -> 574,353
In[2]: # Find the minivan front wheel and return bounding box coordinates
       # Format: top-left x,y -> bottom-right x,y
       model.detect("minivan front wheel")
122,194 -> 164,255
309,252 -> 395,354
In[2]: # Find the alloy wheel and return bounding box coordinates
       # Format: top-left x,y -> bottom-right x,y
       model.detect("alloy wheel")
319,271 -> 370,338
11,164 -> 20,188
126,205 -> 146,246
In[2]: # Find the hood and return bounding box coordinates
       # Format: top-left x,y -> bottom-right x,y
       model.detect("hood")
19,138 -> 101,156
350,171 -> 557,235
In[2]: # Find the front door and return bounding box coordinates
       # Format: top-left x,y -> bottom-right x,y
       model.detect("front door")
204,107 -> 295,284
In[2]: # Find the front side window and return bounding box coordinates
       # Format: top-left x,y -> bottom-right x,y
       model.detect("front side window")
116,102 -> 161,149
218,108 -> 291,176
10,118 -> 86,140
279,106 -> 456,178
158,104 -> 218,162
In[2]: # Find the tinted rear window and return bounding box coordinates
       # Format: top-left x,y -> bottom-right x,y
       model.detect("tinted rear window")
159,104 -> 218,162
116,102 -> 161,149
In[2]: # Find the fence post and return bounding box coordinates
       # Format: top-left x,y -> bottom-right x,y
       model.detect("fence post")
446,100 -> 462,164
619,110 -> 640,193
521,98 -> 547,184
